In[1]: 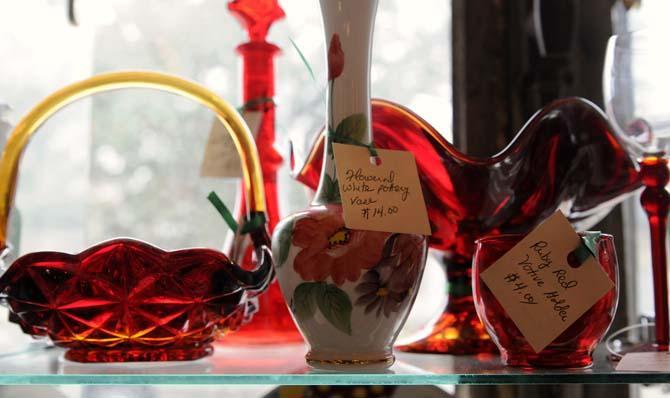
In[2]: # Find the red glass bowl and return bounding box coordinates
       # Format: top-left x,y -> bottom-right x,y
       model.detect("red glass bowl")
472,233 -> 619,368
0,238 -> 276,362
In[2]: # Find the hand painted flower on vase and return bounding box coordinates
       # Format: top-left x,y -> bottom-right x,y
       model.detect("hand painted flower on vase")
355,234 -> 426,317
291,209 -> 389,285
328,34 -> 344,81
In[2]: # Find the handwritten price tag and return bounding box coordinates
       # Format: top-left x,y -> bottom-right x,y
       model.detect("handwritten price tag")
480,211 -> 615,353
332,143 -> 431,235
617,352 -> 670,372
200,111 -> 263,178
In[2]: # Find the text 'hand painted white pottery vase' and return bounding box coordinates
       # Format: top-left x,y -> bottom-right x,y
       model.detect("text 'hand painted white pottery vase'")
272,0 -> 428,370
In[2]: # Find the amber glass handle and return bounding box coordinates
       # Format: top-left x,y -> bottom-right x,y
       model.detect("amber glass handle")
0,71 -> 266,249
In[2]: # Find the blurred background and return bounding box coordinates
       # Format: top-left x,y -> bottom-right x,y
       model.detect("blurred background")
0,0 -> 451,255
1,0 -> 670,397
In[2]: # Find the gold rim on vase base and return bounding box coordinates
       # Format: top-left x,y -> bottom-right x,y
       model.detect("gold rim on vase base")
306,353 -> 395,369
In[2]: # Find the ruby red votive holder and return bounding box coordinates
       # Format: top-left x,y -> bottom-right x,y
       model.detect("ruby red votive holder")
472,233 -> 619,368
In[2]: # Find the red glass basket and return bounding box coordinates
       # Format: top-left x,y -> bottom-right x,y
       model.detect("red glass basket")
0,71 -> 274,362
472,233 -> 619,368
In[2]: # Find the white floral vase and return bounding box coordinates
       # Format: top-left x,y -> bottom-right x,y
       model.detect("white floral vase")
272,0 -> 428,370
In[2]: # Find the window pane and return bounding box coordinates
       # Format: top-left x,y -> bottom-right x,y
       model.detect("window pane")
0,0 -> 451,350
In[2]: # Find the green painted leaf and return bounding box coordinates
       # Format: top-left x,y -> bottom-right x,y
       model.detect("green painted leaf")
335,113 -> 368,143
323,174 -> 341,203
316,284 -> 353,335
292,282 -> 323,321
327,128 -> 336,155
275,220 -> 294,268
322,174 -> 332,199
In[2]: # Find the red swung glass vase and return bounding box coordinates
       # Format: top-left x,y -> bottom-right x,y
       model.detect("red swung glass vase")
473,233 -> 619,367
223,0 -> 302,344
294,98 -> 640,354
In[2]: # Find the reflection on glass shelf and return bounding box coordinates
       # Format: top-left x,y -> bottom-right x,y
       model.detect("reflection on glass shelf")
0,343 -> 668,385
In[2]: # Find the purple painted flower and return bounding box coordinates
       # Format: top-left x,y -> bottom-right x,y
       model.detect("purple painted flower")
355,234 -> 425,317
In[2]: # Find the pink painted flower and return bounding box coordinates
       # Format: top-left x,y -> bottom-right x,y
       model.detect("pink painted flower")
328,34 -> 344,81
291,212 -> 389,285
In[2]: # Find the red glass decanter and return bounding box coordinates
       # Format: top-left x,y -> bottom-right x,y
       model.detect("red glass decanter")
222,0 -> 303,345
0,71 -> 274,362
473,232 -> 619,367
294,98 -> 640,354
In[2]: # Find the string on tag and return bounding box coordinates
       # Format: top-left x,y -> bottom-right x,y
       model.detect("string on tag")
240,213 -> 267,234
208,191 -> 238,233
207,191 -> 267,235
568,232 -> 601,268
329,131 -> 379,158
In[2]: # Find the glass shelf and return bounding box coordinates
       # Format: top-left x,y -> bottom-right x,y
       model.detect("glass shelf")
0,343 -> 667,385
